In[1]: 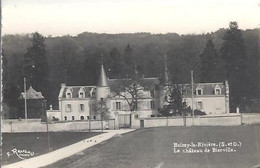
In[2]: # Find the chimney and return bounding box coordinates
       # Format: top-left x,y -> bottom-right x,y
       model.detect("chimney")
61,83 -> 66,88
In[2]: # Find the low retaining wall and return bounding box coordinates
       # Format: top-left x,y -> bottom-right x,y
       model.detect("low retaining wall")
241,113 -> 260,125
2,120 -> 116,133
3,114 -> 260,132
3,119 -> 42,123
132,113 -> 260,128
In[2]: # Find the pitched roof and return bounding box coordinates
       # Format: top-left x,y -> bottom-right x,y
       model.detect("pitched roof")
108,77 -> 160,91
21,86 -> 44,99
179,82 -> 226,96
61,86 -> 96,98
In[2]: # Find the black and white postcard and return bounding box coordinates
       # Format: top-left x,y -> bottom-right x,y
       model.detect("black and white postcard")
1,0 -> 260,167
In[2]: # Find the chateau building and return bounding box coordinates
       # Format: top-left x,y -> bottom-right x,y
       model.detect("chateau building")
163,82 -> 230,115
48,64 -> 230,122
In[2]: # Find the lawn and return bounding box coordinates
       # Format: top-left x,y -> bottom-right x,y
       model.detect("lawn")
46,125 -> 260,168
2,131 -> 101,165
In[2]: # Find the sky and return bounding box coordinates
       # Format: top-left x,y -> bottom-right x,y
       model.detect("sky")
2,0 -> 260,36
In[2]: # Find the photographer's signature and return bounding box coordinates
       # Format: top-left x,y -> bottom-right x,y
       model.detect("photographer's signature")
7,148 -> 35,160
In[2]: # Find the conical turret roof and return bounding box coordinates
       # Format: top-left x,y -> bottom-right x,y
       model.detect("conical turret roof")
97,64 -> 108,87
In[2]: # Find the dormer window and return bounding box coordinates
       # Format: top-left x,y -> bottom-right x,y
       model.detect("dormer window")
90,87 -> 96,98
196,86 -> 203,95
79,92 -> 84,98
67,93 -> 71,98
214,85 -> 221,95
78,87 -> 85,98
215,89 -> 221,95
66,88 -> 73,98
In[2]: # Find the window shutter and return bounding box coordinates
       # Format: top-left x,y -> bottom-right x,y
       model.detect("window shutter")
112,102 -> 116,110
147,101 -> 150,109
124,101 -> 128,110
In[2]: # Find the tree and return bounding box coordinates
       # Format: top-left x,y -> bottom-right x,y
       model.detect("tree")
82,51 -> 102,85
220,22 -> 247,112
95,99 -> 110,131
24,32 -> 49,101
167,35 -> 203,84
106,47 -> 124,78
2,49 -> 23,119
123,44 -> 135,77
159,84 -> 189,117
200,39 -> 224,82
109,77 -> 145,114
95,99 -> 110,120
243,30 -> 260,100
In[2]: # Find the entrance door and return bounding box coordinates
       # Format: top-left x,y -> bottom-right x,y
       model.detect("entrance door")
140,120 -> 144,128
118,114 -> 131,128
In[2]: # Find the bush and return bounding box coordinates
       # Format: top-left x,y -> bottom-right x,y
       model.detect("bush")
156,114 -> 163,117
52,117 -> 59,121
194,109 -> 206,116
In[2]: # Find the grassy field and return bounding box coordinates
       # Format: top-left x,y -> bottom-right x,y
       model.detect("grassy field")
46,125 -> 260,168
2,132 -> 101,165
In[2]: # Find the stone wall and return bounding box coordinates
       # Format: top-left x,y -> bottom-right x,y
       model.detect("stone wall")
2,119 -> 116,133
131,113 -> 260,128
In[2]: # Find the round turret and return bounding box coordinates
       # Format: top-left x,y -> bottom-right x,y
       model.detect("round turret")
96,65 -> 110,101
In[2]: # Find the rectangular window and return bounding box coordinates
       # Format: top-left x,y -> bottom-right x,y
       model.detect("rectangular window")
79,104 -> 84,112
90,104 -> 96,112
150,101 -> 155,109
216,101 -> 221,110
150,90 -> 155,97
215,89 -> 221,95
116,102 -> 121,110
66,104 -> 72,112
183,99 -> 187,107
79,92 -> 84,98
66,93 -> 72,98
197,89 -> 202,95
197,101 -> 203,110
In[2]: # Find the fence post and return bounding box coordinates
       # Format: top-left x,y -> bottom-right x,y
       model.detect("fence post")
46,121 -> 51,151
240,113 -> 243,125
114,119 -> 116,130
10,121 -> 13,133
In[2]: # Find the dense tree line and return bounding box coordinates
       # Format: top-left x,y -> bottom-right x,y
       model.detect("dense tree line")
2,23 -> 260,118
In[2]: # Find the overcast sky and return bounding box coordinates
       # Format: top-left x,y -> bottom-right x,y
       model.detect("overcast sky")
2,0 -> 260,36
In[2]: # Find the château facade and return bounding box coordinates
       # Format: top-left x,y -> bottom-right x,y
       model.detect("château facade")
48,64 -> 230,121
